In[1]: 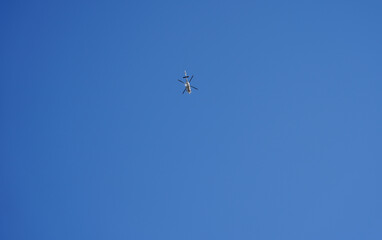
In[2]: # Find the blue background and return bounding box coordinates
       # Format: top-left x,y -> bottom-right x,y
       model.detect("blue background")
1,0 -> 381,239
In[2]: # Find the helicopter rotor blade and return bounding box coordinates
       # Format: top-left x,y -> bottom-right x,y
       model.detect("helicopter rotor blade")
191,86 -> 198,90
189,75 -> 194,82
182,88 -> 186,94
178,79 -> 185,84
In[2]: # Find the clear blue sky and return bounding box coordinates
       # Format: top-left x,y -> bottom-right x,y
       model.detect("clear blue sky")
1,0 -> 381,239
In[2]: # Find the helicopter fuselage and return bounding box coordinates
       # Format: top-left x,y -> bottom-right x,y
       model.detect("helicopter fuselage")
185,81 -> 191,94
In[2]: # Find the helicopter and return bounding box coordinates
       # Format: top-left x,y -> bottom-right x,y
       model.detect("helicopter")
178,71 -> 198,94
